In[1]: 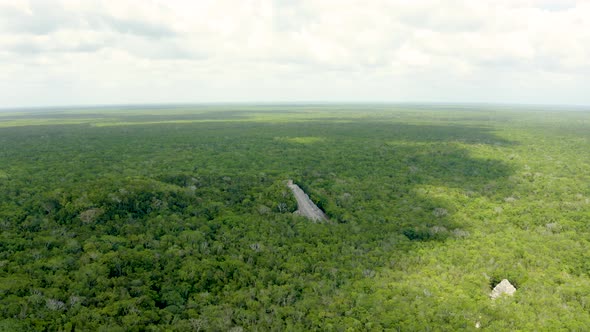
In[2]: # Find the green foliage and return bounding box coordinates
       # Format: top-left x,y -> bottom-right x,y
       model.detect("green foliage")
1,105 -> 590,330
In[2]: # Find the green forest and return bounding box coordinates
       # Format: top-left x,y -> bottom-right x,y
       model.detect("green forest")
1,105 -> 590,331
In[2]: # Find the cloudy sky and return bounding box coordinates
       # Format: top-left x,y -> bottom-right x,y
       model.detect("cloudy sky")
1,0 -> 589,107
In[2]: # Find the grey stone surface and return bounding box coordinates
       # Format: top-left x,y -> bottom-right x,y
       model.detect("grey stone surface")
490,279 -> 516,299
287,180 -> 329,222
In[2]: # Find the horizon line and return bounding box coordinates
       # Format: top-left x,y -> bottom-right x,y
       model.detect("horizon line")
1,101 -> 590,112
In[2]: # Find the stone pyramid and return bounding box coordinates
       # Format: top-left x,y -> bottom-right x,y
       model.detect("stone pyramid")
490,279 -> 516,299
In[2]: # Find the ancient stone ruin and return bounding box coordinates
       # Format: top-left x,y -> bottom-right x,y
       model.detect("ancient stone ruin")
490,279 -> 516,299
287,180 -> 329,222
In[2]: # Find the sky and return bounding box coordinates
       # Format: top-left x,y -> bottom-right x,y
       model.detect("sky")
1,0 -> 589,108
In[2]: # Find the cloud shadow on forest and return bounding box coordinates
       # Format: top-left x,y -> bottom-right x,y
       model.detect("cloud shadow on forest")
258,121 -> 516,242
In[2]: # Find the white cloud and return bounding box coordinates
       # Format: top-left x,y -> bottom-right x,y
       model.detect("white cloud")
0,0 -> 589,107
